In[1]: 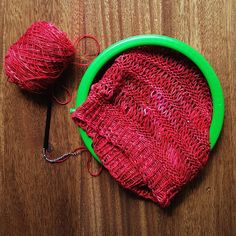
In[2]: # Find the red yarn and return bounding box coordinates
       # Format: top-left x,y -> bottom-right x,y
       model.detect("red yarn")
87,155 -> 103,177
52,85 -> 72,105
4,21 -> 75,93
72,47 -> 213,207
74,34 -> 101,67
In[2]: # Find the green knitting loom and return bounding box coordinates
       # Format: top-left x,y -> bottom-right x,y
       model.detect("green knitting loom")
71,34 -> 224,163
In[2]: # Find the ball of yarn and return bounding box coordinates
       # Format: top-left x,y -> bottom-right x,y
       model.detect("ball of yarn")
4,21 -> 75,93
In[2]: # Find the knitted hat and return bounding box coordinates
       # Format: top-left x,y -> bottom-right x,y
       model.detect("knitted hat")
72,47 -> 212,207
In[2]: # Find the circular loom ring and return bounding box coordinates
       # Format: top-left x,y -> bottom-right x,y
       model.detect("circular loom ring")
74,35 -> 225,163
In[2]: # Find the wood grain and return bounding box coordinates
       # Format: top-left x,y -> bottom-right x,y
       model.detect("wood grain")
0,0 -> 235,235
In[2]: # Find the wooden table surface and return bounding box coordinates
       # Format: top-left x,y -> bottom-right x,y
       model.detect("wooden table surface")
0,0 -> 235,235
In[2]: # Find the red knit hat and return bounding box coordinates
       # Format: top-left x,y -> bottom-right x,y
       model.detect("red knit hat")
72,47 -> 212,207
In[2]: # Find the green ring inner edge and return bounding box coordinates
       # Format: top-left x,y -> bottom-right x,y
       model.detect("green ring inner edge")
75,35 -> 225,163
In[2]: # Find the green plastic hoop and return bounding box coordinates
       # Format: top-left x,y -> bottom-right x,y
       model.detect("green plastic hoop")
73,35 -> 224,163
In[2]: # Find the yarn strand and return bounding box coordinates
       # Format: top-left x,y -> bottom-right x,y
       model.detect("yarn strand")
73,34 -> 101,67
87,155 -> 103,176
52,85 -> 72,105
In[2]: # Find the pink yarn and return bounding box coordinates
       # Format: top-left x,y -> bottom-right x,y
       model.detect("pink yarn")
4,21 -> 75,93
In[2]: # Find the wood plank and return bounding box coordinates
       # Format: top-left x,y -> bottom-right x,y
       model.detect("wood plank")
0,0 -> 235,235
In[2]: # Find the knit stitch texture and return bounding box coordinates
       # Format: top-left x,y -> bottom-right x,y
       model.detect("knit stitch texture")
72,47 -> 212,207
